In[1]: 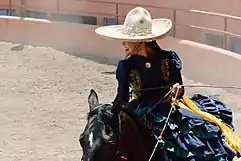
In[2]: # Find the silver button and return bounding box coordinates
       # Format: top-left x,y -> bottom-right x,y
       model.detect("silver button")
145,62 -> 151,68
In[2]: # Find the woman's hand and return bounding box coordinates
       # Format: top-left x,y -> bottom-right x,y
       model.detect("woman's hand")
171,83 -> 183,98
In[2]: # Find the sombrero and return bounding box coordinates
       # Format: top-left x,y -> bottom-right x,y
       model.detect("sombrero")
95,7 -> 172,42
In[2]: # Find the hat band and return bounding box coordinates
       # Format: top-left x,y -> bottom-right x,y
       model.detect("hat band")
119,23 -> 152,37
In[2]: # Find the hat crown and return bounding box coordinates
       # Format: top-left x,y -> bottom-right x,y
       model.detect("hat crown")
95,6 -> 173,42
120,7 -> 153,37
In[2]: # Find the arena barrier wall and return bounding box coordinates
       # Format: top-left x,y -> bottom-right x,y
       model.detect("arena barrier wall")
0,16 -> 240,95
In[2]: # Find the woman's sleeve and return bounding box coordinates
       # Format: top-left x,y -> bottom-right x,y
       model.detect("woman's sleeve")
115,60 -> 130,104
171,51 -> 185,97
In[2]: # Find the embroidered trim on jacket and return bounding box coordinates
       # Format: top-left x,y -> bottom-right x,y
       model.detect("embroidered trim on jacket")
161,58 -> 170,83
129,69 -> 141,99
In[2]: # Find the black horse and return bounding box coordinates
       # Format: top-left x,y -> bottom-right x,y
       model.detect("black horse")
79,89 -> 168,161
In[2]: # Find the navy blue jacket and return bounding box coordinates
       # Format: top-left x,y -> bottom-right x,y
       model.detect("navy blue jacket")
115,49 -> 184,104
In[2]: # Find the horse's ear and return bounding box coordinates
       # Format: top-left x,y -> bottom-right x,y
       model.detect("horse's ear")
88,89 -> 99,111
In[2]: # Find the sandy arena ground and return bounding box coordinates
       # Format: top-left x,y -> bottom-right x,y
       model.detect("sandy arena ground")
0,42 -> 241,161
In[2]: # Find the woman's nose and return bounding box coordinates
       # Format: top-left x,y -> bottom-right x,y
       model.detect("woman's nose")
122,42 -> 128,46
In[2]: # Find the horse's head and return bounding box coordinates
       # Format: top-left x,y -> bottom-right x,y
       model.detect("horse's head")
79,89 -> 117,161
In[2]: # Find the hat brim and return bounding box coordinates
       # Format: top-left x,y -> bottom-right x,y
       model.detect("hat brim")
95,18 -> 172,42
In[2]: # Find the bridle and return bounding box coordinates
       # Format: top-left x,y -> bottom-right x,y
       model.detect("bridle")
147,84 -> 180,161
115,113 -> 128,160
132,84 -> 241,91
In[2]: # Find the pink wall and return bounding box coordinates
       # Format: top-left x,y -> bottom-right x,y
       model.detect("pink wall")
0,16 -> 240,96
159,38 -> 241,95
0,0 -> 240,52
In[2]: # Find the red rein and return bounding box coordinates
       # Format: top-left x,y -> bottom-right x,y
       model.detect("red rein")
120,155 -> 128,160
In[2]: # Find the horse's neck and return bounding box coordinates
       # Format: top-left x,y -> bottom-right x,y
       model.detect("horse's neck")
119,109 -> 147,133
117,110 -> 165,161
118,109 -> 154,144
115,110 -> 138,158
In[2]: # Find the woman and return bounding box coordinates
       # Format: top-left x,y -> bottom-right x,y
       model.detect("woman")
95,7 -> 238,160
114,40 -> 184,106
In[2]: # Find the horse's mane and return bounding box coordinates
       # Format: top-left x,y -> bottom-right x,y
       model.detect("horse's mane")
85,103 -> 155,145
86,103 -> 113,121
120,107 -> 159,147
87,104 -> 152,133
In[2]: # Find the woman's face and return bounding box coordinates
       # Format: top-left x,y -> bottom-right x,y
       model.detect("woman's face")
122,42 -> 141,55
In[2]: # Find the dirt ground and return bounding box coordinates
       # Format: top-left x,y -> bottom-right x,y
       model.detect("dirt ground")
0,42 -> 241,161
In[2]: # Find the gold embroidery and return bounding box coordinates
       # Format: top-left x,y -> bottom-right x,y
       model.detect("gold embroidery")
129,69 -> 141,99
161,58 -> 170,82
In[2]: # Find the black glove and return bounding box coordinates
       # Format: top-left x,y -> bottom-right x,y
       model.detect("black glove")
112,94 -> 127,115
112,94 -> 127,107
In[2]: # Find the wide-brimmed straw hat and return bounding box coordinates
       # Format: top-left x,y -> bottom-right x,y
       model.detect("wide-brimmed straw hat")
95,7 -> 172,42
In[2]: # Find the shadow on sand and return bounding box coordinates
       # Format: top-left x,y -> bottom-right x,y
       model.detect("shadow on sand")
57,48 -> 122,76
9,43 -> 119,75
66,51 -> 120,75
7,42 -> 121,77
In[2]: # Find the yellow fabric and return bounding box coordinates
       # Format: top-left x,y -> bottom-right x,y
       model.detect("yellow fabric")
172,95 -> 241,153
